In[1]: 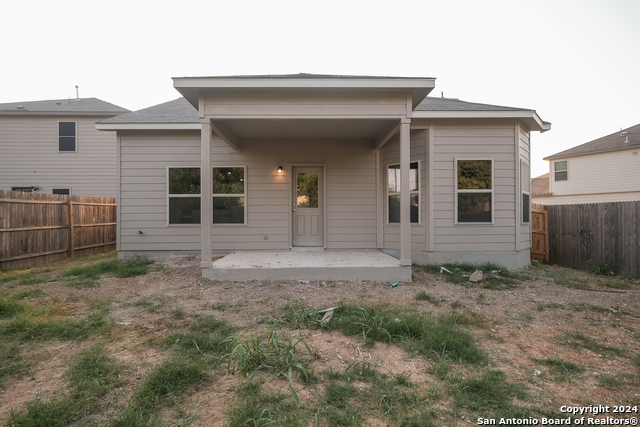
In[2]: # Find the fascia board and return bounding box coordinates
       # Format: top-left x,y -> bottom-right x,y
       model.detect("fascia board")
0,111 -> 127,117
411,110 -> 550,132
96,123 -> 201,131
173,77 -> 436,90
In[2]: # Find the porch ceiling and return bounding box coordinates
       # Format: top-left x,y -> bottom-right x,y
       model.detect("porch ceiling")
213,118 -> 398,140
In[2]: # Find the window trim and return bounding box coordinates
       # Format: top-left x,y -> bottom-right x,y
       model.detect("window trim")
454,158 -> 494,225
58,121 -> 77,152
385,160 -> 421,225
554,160 -> 568,182
521,160 -> 530,224
166,166 -> 202,227
212,165 -> 247,226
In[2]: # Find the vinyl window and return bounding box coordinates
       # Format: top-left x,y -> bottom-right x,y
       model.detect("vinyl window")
554,161 -> 567,181
521,161 -> 530,223
213,166 -> 246,225
58,122 -> 77,152
53,189 -> 70,195
455,159 -> 493,224
168,167 -> 201,225
387,162 -> 419,224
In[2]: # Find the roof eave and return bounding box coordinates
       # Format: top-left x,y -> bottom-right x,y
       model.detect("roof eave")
173,76 -> 436,110
0,111 -> 128,117
96,123 -> 201,131
544,144 -> 640,160
411,110 -> 551,132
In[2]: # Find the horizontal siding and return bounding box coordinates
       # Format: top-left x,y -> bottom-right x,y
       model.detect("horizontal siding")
550,149 -> 640,196
432,124 -> 517,252
0,116 -> 117,197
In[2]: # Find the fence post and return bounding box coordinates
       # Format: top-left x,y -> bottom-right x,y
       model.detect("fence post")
68,199 -> 75,259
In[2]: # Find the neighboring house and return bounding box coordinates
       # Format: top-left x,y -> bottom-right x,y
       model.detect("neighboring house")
0,98 -> 129,197
533,123 -> 640,205
96,74 -> 550,279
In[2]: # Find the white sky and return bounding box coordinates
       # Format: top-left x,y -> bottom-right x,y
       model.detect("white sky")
2,0 -> 639,177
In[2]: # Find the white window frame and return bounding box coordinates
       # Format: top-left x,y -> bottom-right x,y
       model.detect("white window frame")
212,165 -> 247,226
521,160 -> 530,224
58,121 -> 77,152
166,166 -> 201,227
554,160 -> 568,181
454,158 -> 494,225
385,160 -> 421,225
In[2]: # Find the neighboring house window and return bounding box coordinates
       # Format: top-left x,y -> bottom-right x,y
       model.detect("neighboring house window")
52,189 -> 70,195
11,187 -> 33,192
387,162 -> 419,224
456,159 -> 493,223
59,122 -> 77,152
521,161 -> 530,223
554,161 -> 567,181
213,167 -> 246,224
168,168 -> 201,224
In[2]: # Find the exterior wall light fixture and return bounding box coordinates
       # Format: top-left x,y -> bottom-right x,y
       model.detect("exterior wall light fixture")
277,166 -> 283,175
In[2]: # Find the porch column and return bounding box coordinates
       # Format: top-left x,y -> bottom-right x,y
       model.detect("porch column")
200,120 -> 213,268
399,118 -> 412,266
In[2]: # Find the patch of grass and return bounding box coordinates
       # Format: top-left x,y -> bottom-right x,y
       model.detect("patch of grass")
588,260 -> 616,276
415,291 -> 439,305
557,331 -> 627,357
171,307 -> 186,319
536,302 -> 562,311
533,357 -> 585,380
0,295 -> 28,318
0,344 -> 29,387
68,344 -> 127,399
454,370 -> 530,419
633,353 -> 640,370
226,382 -> 302,427
131,297 -> 165,313
60,257 -> 154,288
6,395 -> 80,427
226,322 -> 316,401
166,314 -> 234,362
542,271 -> 591,289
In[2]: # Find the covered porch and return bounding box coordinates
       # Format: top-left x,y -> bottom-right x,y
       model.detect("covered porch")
204,249 -> 411,282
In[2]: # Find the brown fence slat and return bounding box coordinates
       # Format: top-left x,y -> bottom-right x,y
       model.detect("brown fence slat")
542,201 -> 639,277
0,190 -> 116,269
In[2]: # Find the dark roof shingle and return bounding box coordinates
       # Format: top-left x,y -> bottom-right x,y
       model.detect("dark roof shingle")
0,98 -> 129,115
545,123 -> 640,160
98,97 -> 198,124
415,97 -> 528,112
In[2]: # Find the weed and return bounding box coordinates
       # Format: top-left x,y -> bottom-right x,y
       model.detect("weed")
0,295 -> 27,318
416,263 -> 529,289
588,260 -> 616,276
6,395 -> 80,426
536,302 -> 562,311
0,308 -> 111,341
325,382 -> 357,409
68,344 -> 127,399
171,307 -> 186,319
166,315 -> 234,363
131,297 -> 165,313
476,293 -> 486,304
0,344 -> 28,387
415,291 -> 439,305
454,370 -> 529,418
226,322 -> 316,401
60,257 -> 154,288
394,373 -> 412,386
533,357 -> 584,380
633,353 -> 640,370
557,331 -> 626,357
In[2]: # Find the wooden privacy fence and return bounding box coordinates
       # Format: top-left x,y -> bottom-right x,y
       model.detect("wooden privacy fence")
544,201 -> 639,277
0,190 -> 116,269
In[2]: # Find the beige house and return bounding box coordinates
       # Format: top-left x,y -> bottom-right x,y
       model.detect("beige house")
533,123 -> 640,205
0,98 -> 129,197
97,74 -> 550,281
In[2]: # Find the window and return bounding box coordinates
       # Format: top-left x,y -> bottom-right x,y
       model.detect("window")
387,162 -> 419,224
554,161 -> 567,181
59,122 -> 76,152
11,187 -> 33,192
52,189 -> 70,195
521,161 -> 530,223
213,167 -> 246,224
456,159 -> 492,223
168,168 -> 201,224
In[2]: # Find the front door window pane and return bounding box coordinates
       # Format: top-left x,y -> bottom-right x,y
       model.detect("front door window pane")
297,173 -> 318,208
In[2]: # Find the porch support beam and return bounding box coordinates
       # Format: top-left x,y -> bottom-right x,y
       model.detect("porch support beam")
210,120 -> 241,152
200,120 -> 213,268
373,120 -> 400,149
399,118 -> 412,266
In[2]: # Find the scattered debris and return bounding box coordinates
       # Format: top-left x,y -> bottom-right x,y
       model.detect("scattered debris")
321,310 -> 334,324
312,333 -> 322,337
469,270 -> 483,283
391,282 -> 398,288
299,280 -> 309,284
533,369 -> 541,376
318,306 -> 338,313
440,267 -> 452,274
490,269 -> 502,274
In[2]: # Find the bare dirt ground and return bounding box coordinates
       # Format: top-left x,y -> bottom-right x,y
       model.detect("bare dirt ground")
1,256 -> 639,426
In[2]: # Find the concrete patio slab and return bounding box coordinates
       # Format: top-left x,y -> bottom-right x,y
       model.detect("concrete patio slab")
203,250 -> 411,282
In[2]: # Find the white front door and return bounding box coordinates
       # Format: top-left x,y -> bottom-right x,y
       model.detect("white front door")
292,166 -> 323,247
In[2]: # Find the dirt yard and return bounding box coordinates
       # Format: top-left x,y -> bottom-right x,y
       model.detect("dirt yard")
0,254 -> 638,426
